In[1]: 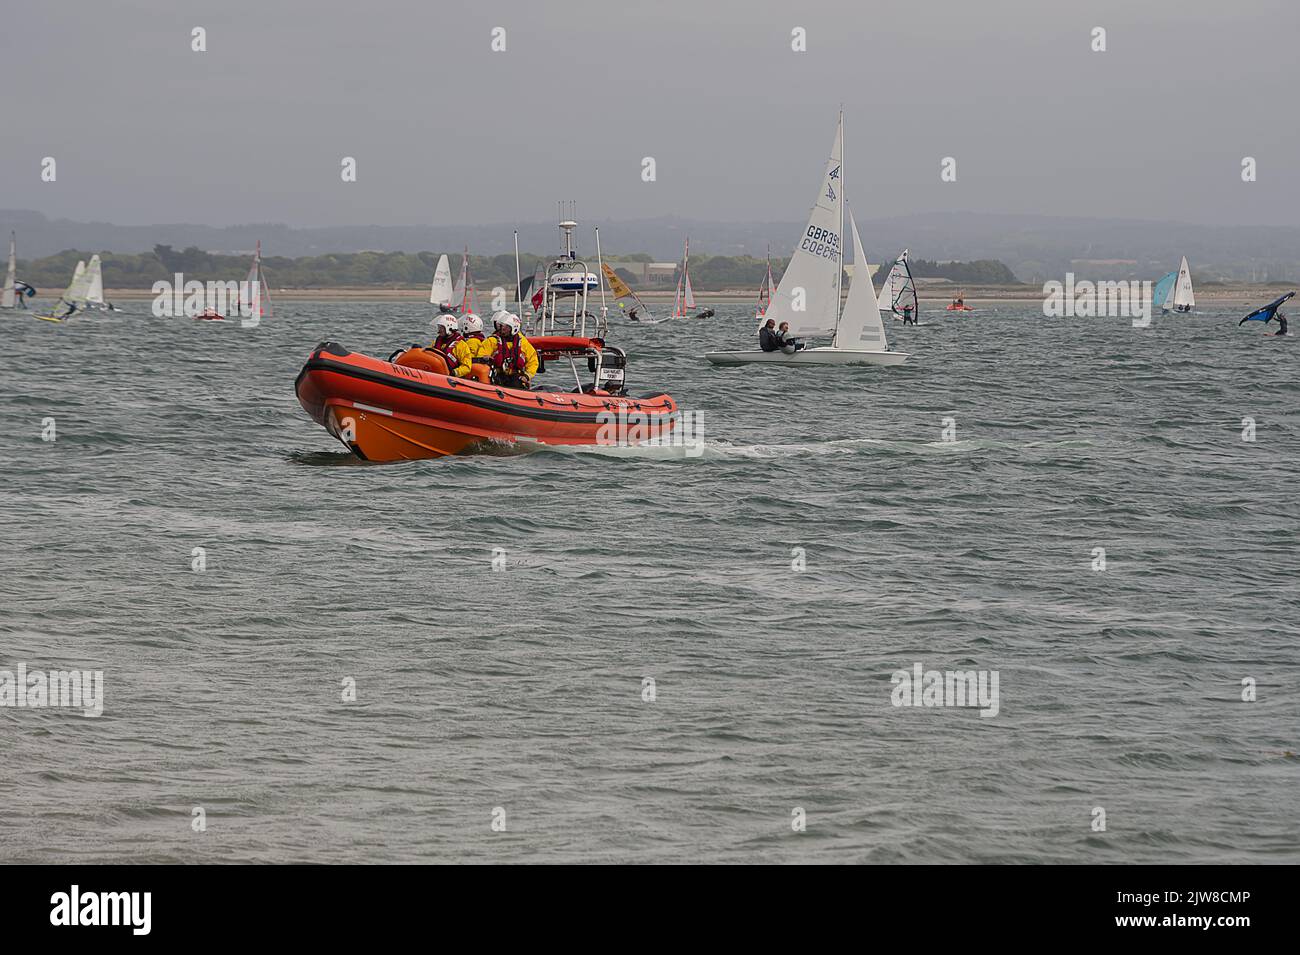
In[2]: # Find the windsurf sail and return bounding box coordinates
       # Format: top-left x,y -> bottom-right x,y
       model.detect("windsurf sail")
1239,291 -> 1295,324
1169,255 -> 1194,311
2,233 -> 15,309
429,254 -> 453,307
85,255 -> 106,306
1152,271 -> 1176,310
836,208 -> 889,351
602,262 -> 657,322
876,249 -> 917,316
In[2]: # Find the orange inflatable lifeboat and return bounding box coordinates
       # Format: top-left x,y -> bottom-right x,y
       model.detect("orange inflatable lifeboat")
294,336 -> 679,461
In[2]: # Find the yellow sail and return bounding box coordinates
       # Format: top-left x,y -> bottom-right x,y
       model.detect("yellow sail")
601,263 -> 634,300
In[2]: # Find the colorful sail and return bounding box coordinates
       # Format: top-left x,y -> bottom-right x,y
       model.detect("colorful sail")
1152,271 -> 1176,310
1239,291 -> 1294,324
452,247 -> 478,314
671,238 -> 695,317
602,262 -> 656,322
756,246 -> 776,318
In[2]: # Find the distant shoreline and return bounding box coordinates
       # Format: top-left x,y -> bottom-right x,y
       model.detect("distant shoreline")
94,283 -> 1296,305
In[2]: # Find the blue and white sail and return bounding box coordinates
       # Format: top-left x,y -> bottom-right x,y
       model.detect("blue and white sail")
1152,271 -> 1176,310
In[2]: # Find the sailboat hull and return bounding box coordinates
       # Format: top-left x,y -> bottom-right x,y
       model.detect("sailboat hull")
295,342 -> 679,461
704,346 -> 908,367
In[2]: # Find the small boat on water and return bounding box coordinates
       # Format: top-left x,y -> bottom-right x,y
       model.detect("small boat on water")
704,110 -> 908,367
946,289 -> 974,311
296,216 -> 679,462
429,254 -> 454,311
240,240 -> 274,320
1155,256 -> 1195,313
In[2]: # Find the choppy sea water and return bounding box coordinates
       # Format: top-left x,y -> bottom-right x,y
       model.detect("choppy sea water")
1,300 -> 1297,864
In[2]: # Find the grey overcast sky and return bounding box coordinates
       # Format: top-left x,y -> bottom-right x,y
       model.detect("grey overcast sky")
2,0 -> 1296,228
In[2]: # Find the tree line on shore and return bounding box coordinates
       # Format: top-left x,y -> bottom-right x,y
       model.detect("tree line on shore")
15,245 -> 1020,291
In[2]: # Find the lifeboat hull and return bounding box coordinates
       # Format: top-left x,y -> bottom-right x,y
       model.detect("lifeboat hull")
294,342 -> 678,461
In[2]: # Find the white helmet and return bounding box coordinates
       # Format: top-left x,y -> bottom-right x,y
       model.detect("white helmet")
462,313 -> 484,335
495,312 -> 521,337
433,313 -> 459,336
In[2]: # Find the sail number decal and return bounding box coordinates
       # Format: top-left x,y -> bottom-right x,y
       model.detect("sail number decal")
801,226 -> 841,262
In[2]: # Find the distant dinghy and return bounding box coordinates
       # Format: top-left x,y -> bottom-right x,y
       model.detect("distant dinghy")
429,254 -> 454,309
704,110 -> 907,367
241,241 -> 274,320
1156,256 -> 1195,313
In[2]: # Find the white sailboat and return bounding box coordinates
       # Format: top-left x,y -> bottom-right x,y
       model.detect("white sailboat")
1166,255 -> 1194,313
240,240 -> 273,320
705,111 -> 908,366
2,232 -> 16,309
429,254 -> 454,310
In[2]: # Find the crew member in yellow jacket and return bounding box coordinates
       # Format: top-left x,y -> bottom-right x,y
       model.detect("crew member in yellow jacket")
476,312 -> 539,388
450,313 -> 488,377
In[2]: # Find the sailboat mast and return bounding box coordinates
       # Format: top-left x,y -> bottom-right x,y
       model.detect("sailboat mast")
834,107 -> 845,340
513,230 -> 523,314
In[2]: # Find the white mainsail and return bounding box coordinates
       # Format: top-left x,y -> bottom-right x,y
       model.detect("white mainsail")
2,233 -> 15,308
761,114 -> 844,337
85,255 -> 106,305
430,254 -> 453,307
1170,255 -> 1194,310
836,209 -> 889,350
67,260 -> 90,304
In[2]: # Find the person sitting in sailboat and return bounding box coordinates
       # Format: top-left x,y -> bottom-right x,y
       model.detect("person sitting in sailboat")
758,318 -> 781,352
776,321 -> 805,353
430,313 -> 463,363
451,313 -> 489,378
476,312 -> 539,389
